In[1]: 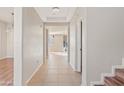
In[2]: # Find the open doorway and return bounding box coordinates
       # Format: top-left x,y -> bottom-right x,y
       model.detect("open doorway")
38,23 -> 82,86
0,7 -> 14,86
47,25 -> 68,62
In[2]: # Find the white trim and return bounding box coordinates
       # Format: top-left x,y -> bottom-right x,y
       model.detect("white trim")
70,62 -> 76,71
112,65 -> 124,69
25,62 -> 43,85
81,8 -> 87,86
90,81 -> 104,86
0,57 -> 8,60
112,65 -> 124,74
14,7 -> 22,86
0,57 -> 13,60
6,56 -> 13,58
101,73 -> 115,83
68,22 -> 70,69
81,79 -> 87,86
122,58 -> 124,65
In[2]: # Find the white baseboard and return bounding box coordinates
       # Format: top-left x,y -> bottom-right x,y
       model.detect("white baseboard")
81,80 -> 87,86
6,56 -> 13,58
70,63 -> 76,71
0,57 -> 13,60
25,62 -> 43,85
90,81 -> 104,86
76,65 -> 82,72
0,57 -> 7,60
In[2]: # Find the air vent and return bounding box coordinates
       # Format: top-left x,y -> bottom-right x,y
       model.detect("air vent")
47,17 -> 66,21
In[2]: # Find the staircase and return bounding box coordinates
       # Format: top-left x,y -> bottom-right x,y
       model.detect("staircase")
104,69 -> 124,86
90,58 -> 124,86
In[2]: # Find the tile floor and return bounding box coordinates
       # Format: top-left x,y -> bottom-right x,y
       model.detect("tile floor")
28,52 -> 81,86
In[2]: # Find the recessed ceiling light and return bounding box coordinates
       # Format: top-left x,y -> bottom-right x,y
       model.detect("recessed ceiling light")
52,7 -> 60,13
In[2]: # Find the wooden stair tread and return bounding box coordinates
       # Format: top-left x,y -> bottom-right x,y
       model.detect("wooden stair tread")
116,69 -> 124,73
115,69 -> 124,81
115,76 -> 124,84
104,76 -> 124,86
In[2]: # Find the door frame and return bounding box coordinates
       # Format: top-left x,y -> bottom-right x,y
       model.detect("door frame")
43,22 -> 70,64
80,20 -> 83,72
14,7 -> 23,85
81,12 -> 87,86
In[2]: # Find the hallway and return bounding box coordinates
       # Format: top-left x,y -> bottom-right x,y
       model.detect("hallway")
27,52 -> 81,86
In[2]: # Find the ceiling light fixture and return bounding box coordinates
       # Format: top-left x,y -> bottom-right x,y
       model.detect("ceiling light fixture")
52,7 -> 60,13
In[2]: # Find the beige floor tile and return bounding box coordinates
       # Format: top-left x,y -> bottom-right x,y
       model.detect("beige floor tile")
27,52 -> 81,86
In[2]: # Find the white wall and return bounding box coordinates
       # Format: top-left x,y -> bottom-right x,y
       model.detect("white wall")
86,8 -> 124,85
6,25 -> 14,58
7,31 -> 14,57
22,8 -> 44,85
0,21 -> 7,59
70,14 -> 77,70
0,21 -> 14,59
48,35 -> 64,52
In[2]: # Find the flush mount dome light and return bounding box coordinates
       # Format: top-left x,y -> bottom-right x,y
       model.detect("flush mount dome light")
52,7 -> 60,13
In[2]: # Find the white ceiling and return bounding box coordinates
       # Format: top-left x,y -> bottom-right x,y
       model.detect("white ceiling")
35,7 -> 76,22
0,7 -> 14,23
47,25 -> 68,35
